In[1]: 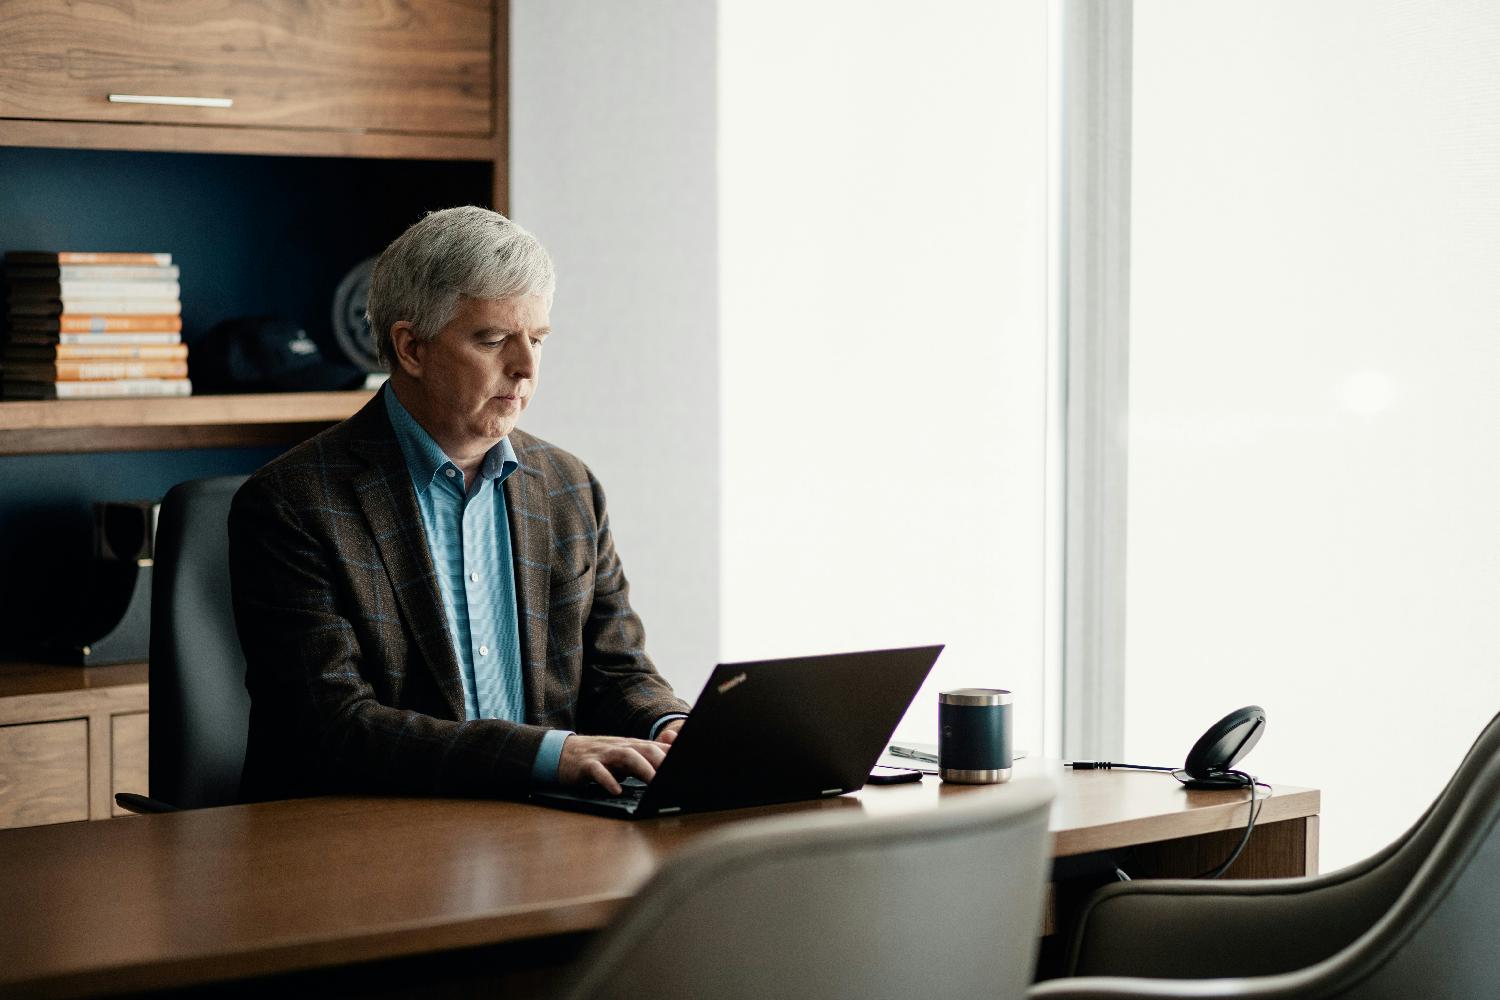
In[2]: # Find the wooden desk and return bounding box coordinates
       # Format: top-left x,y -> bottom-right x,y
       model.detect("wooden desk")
0,761 -> 1318,999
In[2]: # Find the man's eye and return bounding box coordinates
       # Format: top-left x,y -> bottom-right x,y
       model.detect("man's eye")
530,338 -> 545,348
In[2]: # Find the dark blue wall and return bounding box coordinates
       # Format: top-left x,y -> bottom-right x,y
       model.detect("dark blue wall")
0,146 -> 491,657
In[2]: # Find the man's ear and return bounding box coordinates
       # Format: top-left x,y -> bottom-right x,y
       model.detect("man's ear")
389,321 -> 425,378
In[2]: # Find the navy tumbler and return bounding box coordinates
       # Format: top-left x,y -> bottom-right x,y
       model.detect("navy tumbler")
938,689 -> 1013,783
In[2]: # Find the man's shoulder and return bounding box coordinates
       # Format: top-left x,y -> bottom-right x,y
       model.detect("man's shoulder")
240,392 -> 393,503
508,427 -> 595,487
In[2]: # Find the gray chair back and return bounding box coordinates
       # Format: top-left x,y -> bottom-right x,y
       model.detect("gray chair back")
561,777 -> 1056,1000
1063,710 -> 1500,982
1034,711 -> 1500,999
148,475 -> 251,809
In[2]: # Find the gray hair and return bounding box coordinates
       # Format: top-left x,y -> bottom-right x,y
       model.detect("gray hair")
367,206 -> 556,369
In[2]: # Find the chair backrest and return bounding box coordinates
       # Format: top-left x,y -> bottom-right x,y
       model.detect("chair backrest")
148,474 -> 251,809
561,777 -> 1056,1000
1303,713 -> 1500,999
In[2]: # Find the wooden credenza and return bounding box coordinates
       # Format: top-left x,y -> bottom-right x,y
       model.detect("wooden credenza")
0,0 -> 505,162
0,661 -> 147,829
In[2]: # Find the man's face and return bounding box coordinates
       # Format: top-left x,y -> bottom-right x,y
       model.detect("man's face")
402,294 -> 549,450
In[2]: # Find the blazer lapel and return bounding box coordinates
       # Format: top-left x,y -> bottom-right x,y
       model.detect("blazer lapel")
505,438 -> 552,723
347,400 -> 467,721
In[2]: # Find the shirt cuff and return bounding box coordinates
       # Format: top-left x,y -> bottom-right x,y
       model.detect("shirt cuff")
531,729 -> 574,785
650,713 -> 689,740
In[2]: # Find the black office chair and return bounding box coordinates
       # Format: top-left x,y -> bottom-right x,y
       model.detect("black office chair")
558,777 -> 1057,1000
115,475 -> 251,813
1029,709 -> 1500,999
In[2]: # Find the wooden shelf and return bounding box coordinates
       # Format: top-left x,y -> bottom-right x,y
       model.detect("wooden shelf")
0,390 -> 374,455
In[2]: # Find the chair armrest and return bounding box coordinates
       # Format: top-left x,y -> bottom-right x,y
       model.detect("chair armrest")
1064,873 -> 1380,979
114,792 -> 178,815
1030,976 -> 1257,999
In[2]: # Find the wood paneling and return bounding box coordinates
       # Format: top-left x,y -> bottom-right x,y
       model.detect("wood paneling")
0,718 -> 88,828
111,712 -> 148,817
0,1 -> 493,137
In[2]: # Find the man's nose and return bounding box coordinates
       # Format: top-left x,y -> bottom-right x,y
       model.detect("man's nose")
507,340 -> 537,379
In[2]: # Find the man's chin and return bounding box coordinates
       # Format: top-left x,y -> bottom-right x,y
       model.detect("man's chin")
476,416 -> 518,440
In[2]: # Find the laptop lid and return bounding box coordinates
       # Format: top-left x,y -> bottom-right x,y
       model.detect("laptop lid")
625,644 -> 943,817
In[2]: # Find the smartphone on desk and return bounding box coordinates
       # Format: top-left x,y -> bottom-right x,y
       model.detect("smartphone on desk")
867,764 -> 924,785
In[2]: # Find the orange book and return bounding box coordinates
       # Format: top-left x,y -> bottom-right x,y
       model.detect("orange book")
8,314 -> 185,333
1,360 -> 190,381
2,343 -> 189,361
5,251 -> 172,266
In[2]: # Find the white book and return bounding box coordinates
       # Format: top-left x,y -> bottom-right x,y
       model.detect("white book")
4,265 -> 181,282
1,378 -> 193,399
8,299 -> 183,316
45,280 -> 183,299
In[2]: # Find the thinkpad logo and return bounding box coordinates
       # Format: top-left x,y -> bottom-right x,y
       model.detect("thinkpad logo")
716,672 -> 748,695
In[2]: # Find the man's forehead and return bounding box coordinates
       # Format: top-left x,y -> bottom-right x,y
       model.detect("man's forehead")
454,293 -> 550,329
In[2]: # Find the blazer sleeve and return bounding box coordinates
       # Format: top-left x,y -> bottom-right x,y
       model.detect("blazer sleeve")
574,469 -> 693,738
230,475 -> 549,800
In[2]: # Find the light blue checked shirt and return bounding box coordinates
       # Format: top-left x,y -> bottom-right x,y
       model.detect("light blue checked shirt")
383,384 -> 571,784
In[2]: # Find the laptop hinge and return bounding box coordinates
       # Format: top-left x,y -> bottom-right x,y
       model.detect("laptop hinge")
821,788 -> 843,796
658,806 -> 682,815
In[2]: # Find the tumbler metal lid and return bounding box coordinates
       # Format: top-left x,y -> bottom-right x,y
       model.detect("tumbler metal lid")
939,688 -> 1012,707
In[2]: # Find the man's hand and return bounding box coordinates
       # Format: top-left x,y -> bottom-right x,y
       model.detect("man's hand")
558,734 -> 670,795
656,719 -> 685,745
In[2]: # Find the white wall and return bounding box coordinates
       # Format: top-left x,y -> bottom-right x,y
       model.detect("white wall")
1126,0 -> 1500,869
509,1 -> 720,697
718,0 -> 1051,751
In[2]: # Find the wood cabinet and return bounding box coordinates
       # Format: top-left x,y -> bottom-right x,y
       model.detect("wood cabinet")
0,0 -> 502,162
0,1 -> 507,163
0,661 -> 148,829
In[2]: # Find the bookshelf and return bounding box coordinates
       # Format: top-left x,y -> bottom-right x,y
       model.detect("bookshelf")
0,390 -> 375,455
0,3 -> 512,824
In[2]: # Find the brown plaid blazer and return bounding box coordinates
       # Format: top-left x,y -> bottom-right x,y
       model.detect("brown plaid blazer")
230,393 -> 689,802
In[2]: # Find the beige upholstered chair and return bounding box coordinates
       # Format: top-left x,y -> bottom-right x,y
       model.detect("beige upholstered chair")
560,777 -> 1056,1000
1030,711 -> 1500,999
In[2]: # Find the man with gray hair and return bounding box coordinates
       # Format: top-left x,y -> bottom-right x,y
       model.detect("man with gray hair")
230,206 -> 689,801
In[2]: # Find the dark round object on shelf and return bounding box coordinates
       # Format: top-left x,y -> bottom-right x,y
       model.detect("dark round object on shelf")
331,256 -> 382,373
194,317 -> 366,393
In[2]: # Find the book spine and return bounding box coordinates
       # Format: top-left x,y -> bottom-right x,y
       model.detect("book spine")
5,361 -> 191,381
1,265 -> 181,282
4,344 -> 190,360
54,332 -> 183,345
7,280 -> 182,299
49,378 -> 192,398
8,252 -> 174,266
60,314 -> 183,332
8,299 -> 183,316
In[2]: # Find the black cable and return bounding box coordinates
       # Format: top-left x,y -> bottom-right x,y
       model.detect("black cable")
1093,769 -> 1272,880
1193,769 -> 1269,879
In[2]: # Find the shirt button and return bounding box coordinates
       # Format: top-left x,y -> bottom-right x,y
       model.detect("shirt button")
469,572 -> 479,583
444,468 -> 456,478
479,645 -> 489,656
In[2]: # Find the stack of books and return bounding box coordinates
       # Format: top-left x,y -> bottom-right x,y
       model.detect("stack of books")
1,251 -> 191,399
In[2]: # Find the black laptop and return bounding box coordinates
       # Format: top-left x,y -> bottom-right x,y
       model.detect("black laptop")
530,645 -> 943,819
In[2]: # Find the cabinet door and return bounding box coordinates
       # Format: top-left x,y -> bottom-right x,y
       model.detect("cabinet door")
111,712 -> 149,816
0,1 -> 493,136
0,719 -> 89,829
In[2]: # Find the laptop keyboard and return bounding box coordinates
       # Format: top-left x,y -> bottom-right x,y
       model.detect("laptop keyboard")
573,776 -> 648,808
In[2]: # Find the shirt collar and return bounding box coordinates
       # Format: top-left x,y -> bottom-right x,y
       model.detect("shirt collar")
383,382 -> 518,492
